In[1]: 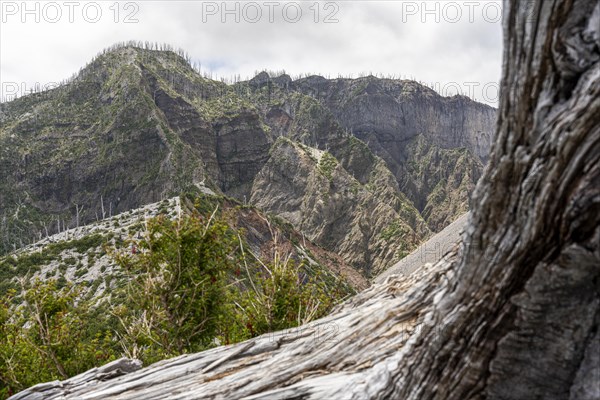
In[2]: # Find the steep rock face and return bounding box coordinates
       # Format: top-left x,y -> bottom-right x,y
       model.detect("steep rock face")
250,138 -> 430,276
0,53 -> 200,253
293,76 -> 495,163
213,111 -> 271,198
291,77 -> 495,222
144,69 -> 220,181
241,74 -> 494,232
0,46 -> 495,277
0,47 -> 269,253
398,135 -> 484,230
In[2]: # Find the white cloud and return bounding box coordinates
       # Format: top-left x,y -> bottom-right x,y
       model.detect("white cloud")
0,1 -> 503,105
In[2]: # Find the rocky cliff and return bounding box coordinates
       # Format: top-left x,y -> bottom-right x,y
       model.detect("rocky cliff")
0,44 -> 495,276
241,73 -> 494,232
250,138 -> 430,276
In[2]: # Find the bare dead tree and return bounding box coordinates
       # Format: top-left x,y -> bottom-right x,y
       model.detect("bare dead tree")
9,1 -> 599,399
75,204 -> 84,228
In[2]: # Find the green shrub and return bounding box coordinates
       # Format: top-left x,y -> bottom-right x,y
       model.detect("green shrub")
229,253 -> 347,339
318,152 -> 338,181
112,212 -> 240,363
0,281 -> 118,397
0,198 -> 354,395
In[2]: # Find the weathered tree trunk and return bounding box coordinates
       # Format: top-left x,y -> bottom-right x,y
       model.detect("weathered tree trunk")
11,0 -> 600,399
389,0 -> 600,397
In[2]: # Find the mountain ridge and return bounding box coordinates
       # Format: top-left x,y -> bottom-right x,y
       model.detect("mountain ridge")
0,43 -> 496,275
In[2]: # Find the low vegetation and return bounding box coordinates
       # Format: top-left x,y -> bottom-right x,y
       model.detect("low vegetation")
0,234 -> 107,295
0,200 -> 353,398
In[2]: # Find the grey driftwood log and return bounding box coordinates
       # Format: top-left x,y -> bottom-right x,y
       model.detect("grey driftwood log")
11,0 -> 600,398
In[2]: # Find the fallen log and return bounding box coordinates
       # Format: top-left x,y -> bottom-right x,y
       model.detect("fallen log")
11,0 -> 600,398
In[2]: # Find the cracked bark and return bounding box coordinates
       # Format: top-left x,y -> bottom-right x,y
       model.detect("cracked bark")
10,0 -> 600,399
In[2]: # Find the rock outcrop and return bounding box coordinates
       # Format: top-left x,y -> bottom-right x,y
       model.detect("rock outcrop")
293,76 -> 495,163
251,138 -> 430,275
0,45 -> 495,275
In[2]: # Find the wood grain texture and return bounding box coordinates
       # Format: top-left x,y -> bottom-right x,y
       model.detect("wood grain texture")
10,258 -> 456,399
10,0 -> 600,398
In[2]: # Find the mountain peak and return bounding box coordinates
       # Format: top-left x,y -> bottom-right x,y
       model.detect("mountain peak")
63,42 -> 202,93
249,71 -> 271,87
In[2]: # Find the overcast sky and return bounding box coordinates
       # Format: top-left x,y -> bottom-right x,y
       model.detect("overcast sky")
0,1 -> 503,105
